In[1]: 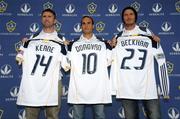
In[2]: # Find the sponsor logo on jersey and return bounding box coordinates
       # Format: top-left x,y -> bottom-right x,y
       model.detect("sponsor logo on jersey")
6,20 -> 16,32
168,107 -> 179,119
139,20 -> 149,28
18,109 -> 26,119
152,3 -> 162,13
87,2 -> 97,14
68,107 -> 74,119
96,21 -> 105,32
65,4 -> 75,14
29,23 -> 40,33
118,107 -> 125,118
43,2 -> 53,10
0,0 -> 7,13
20,3 -> 31,13
108,4 -> 118,14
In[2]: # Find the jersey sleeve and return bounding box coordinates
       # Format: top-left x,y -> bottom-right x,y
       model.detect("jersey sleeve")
153,44 -> 170,97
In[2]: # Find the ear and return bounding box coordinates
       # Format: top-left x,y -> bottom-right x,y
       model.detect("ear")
54,19 -> 57,24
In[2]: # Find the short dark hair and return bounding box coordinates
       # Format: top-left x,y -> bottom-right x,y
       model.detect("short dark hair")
121,6 -> 137,23
81,16 -> 94,25
41,9 -> 56,19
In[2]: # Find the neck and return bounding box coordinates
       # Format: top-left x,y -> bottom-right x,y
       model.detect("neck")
83,33 -> 93,40
43,27 -> 55,33
125,24 -> 136,30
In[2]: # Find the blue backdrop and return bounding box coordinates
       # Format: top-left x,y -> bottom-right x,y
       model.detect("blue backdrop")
0,0 -> 180,119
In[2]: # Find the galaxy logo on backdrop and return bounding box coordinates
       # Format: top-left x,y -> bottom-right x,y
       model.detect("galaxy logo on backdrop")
166,61 -> 174,75
139,20 -> 149,28
43,2 -> 53,10
169,1 -> 180,15
6,20 -> 16,32
131,1 -> 144,16
84,2 -> 100,17
0,0 -> 11,16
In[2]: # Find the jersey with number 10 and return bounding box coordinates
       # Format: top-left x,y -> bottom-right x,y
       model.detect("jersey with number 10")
111,26 -> 169,99
67,35 -> 112,104
17,39 -> 67,106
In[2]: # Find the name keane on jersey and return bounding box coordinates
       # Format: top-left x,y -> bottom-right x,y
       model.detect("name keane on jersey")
36,45 -> 54,53
75,44 -> 101,52
120,39 -> 149,48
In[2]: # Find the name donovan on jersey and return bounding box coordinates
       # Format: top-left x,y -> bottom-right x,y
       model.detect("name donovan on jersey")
35,44 -> 55,53
75,44 -> 101,52
120,39 -> 149,48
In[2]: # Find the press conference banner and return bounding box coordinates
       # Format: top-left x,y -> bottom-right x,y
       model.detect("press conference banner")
0,0 -> 180,119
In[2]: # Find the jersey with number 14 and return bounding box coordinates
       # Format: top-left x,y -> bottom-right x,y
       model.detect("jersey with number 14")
67,35 -> 112,104
17,39 -> 67,106
111,26 -> 169,99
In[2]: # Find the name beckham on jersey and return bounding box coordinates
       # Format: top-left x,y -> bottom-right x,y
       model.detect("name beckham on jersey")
36,44 -> 54,53
75,44 -> 101,52
120,39 -> 149,48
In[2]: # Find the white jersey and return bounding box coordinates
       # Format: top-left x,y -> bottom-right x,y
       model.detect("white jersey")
67,34 -> 112,104
17,39 -> 67,106
111,25 -> 169,99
